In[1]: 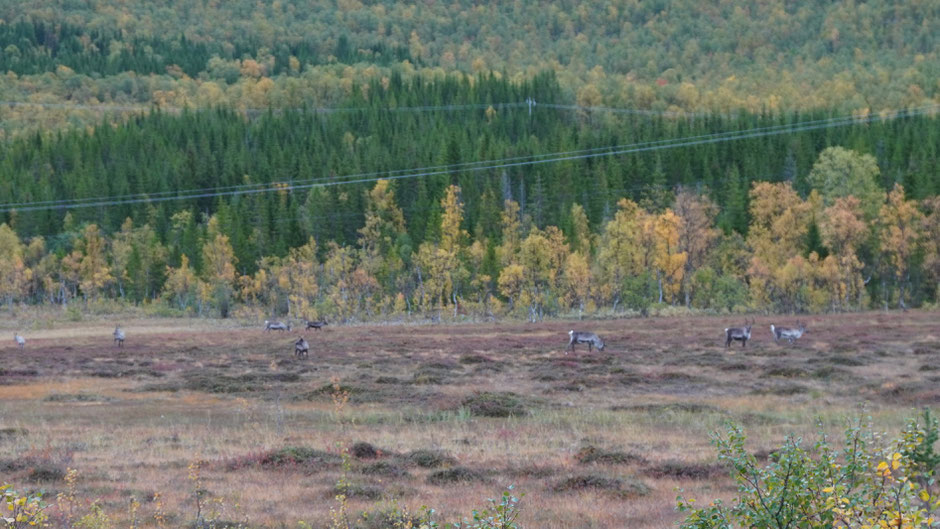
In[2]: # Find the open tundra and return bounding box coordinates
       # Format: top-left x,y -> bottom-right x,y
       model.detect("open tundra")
0,312 -> 937,529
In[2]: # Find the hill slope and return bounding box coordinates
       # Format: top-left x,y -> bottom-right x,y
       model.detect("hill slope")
0,0 -> 937,136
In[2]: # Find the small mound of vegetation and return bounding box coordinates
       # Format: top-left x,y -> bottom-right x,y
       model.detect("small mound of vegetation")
180,371 -> 301,394
412,372 -> 444,385
759,383 -> 810,396
375,376 -> 404,384
611,402 -> 724,415
459,353 -> 494,365
358,505 -> 433,529
553,473 -> 651,498
27,463 -> 67,482
575,445 -> 645,465
762,365 -> 809,378
0,427 -> 28,440
426,466 -> 486,485
332,483 -> 384,500
43,393 -> 113,402
505,464 -> 561,478
646,460 -> 721,479
461,392 -> 530,418
351,442 -> 379,459
827,356 -> 866,366
405,449 -> 457,468
360,461 -> 409,477
257,447 -> 341,469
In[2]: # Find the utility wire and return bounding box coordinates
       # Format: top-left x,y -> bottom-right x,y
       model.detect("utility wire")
3,105 -> 931,209
1,104 -> 936,214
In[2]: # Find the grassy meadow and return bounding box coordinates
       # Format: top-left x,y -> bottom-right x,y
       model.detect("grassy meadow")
1,311 -> 938,528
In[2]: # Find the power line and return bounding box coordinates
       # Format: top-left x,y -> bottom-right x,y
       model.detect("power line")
1,104 -> 936,214
4,106 -> 928,209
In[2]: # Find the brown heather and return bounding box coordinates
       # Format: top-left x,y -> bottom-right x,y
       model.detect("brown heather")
0,310 -> 938,528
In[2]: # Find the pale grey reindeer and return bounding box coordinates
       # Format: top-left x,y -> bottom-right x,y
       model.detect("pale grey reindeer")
294,336 -> 309,358
304,319 -> 328,331
14,333 -> 25,349
771,321 -> 806,344
567,330 -> 605,354
113,326 -> 125,347
264,320 -> 291,332
724,319 -> 753,348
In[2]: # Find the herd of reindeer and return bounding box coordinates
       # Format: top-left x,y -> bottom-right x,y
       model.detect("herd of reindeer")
10,318 -> 807,357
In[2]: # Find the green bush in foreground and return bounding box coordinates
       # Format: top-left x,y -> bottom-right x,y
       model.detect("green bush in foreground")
678,410 -> 940,529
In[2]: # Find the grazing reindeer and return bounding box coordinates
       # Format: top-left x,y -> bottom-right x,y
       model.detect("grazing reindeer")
294,336 -> 309,358
14,333 -> 25,349
264,320 -> 291,332
113,326 -> 125,347
771,321 -> 806,344
724,319 -> 753,348
304,319 -> 328,331
567,330 -> 605,354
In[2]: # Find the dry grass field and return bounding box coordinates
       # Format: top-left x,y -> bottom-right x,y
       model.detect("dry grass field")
1,311 -> 939,528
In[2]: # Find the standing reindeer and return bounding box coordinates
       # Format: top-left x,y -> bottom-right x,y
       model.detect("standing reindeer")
14,333 -> 25,349
724,319 -> 753,348
567,330 -> 605,353
264,320 -> 291,332
113,326 -> 125,347
294,336 -> 309,358
771,321 -> 806,344
304,319 -> 328,331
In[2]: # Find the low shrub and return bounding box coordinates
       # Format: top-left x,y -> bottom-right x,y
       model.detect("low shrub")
257,447 -> 341,469
646,460 -> 721,479
331,482 -> 384,500
461,392 -> 529,418
360,461 -> 409,477
43,393 -> 112,403
351,442 -> 379,459
553,473 -> 651,498
575,445 -> 645,465
677,413 -> 940,529
0,427 -> 27,440
426,466 -> 485,485
405,449 -> 456,469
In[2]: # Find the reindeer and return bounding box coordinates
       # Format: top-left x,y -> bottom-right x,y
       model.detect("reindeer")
294,336 -> 309,358
113,326 -> 125,347
724,319 -> 753,348
14,333 -> 25,349
567,330 -> 605,354
304,319 -> 328,331
264,320 -> 291,332
771,321 -> 806,344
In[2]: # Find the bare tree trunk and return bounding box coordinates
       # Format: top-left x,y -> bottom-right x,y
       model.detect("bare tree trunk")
657,272 -> 664,304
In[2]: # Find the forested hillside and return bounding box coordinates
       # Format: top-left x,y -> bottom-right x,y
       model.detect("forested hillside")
1,74 -> 938,318
1,0 -> 938,136
1,2 -> 938,319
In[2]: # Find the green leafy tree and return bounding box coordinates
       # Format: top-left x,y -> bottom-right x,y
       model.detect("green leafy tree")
807,146 -> 885,220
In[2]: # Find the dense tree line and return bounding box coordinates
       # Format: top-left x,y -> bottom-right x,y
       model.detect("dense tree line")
0,0 -> 937,137
1,74 -> 938,317
0,19 -> 414,78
